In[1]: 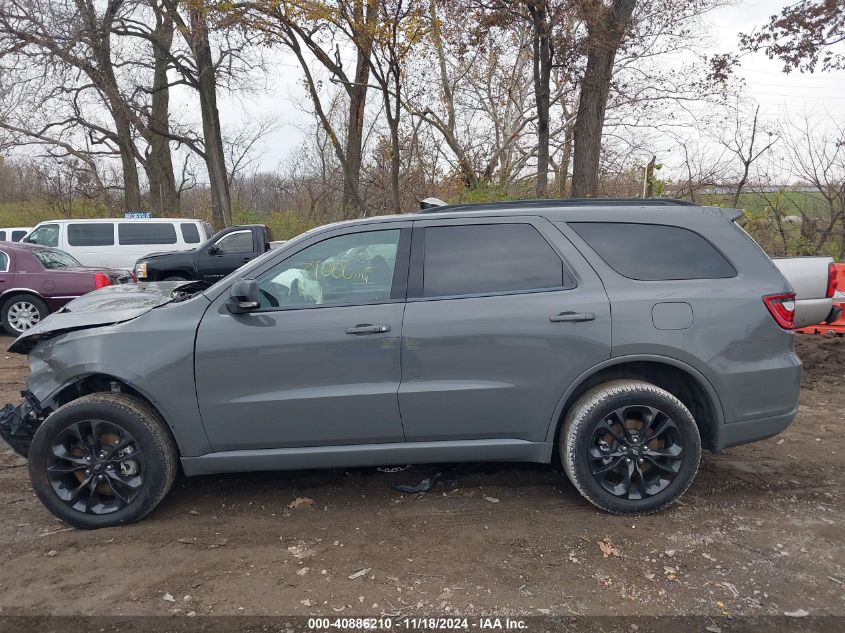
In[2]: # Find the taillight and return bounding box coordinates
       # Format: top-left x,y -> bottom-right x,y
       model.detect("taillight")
94,273 -> 113,289
826,262 -> 838,298
763,293 -> 796,329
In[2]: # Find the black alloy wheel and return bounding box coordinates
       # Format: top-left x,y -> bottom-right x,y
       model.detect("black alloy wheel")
46,419 -> 145,515
588,405 -> 683,500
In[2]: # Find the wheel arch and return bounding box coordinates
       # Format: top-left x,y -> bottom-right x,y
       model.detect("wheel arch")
547,355 -> 724,453
0,288 -> 47,303
49,373 -> 185,458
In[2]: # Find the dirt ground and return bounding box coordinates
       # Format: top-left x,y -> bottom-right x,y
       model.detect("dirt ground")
0,334 -> 842,619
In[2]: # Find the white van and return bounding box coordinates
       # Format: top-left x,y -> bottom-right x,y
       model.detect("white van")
0,227 -> 34,242
23,219 -> 215,269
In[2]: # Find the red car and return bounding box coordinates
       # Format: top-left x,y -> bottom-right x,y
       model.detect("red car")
0,242 -> 132,335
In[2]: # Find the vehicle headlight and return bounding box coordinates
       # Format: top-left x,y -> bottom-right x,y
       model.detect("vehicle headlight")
135,261 -> 147,279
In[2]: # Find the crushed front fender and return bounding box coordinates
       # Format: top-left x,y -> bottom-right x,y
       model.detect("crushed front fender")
0,394 -> 45,458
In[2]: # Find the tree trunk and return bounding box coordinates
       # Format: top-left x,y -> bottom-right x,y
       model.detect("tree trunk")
188,7 -> 231,227
529,2 -> 551,198
343,0 -> 374,215
114,115 -> 143,212
571,0 -> 637,198
148,6 -> 178,214
93,1 -> 142,212
559,129 -> 572,197
385,90 -> 401,214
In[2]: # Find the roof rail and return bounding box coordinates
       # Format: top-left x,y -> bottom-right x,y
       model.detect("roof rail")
416,197 -> 698,214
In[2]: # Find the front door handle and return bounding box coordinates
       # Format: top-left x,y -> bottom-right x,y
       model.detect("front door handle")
550,312 -> 596,323
346,324 -> 391,335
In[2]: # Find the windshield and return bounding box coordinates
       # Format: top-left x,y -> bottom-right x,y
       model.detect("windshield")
33,248 -> 83,269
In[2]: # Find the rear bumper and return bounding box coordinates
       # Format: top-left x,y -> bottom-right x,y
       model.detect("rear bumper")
714,407 -> 797,452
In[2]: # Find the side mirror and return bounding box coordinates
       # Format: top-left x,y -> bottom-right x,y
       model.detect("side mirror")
227,279 -> 260,314
208,245 -> 223,256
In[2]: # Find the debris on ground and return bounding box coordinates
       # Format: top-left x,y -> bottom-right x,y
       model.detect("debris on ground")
598,538 -> 621,558
286,543 -> 315,559
288,497 -> 315,510
348,568 -> 371,580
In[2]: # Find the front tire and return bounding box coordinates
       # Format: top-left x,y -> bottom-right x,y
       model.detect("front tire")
1,293 -> 49,336
28,394 -> 178,529
560,380 -> 701,515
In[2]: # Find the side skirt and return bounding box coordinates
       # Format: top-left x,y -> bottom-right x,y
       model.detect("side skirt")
180,439 -> 554,477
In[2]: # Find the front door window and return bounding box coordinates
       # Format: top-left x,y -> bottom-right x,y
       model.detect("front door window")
256,230 -> 401,309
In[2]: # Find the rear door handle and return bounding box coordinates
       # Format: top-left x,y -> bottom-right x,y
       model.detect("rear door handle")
550,312 -> 595,323
346,324 -> 391,335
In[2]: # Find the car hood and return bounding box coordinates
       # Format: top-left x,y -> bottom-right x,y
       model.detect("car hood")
8,281 -> 201,354
141,248 -> 197,260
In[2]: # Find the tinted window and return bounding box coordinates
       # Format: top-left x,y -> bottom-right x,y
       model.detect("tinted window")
180,223 -> 201,244
257,230 -> 401,309
0,251 -> 8,271
26,224 -> 59,247
33,248 -> 82,269
202,222 -> 214,239
0,231 -> 6,241
422,224 -> 566,298
216,231 -> 254,254
118,223 -> 177,245
68,223 -> 114,246
570,222 -> 736,281
11,230 -> 26,241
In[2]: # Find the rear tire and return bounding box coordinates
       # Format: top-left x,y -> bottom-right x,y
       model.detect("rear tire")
560,380 -> 701,515
28,393 -> 178,529
1,293 -> 49,336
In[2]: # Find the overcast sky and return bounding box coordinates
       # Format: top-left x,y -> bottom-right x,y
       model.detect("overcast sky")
179,1 -> 845,176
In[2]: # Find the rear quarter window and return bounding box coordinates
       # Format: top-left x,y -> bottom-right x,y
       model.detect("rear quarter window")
180,223 -> 201,244
119,223 -> 178,245
570,222 -> 736,281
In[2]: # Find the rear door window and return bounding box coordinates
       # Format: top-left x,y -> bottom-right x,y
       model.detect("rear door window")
420,223 -> 568,298
570,222 -> 736,280
118,223 -> 178,245
0,250 -> 8,271
0,231 -> 6,241
11,230 -> 27,241
68,223 -> 115,246
180,223 -> 201,244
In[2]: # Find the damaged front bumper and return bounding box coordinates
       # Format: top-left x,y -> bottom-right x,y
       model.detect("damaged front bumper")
0,393 -> 47,458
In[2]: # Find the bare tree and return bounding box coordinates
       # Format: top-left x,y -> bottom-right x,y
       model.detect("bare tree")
717,103 -> 779,208
740,0 -> 845,73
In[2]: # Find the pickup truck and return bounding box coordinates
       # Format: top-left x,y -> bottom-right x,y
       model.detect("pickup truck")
134,224 -> 275,283
772,256 -> 841,328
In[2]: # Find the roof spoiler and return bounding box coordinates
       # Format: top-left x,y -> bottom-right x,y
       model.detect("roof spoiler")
719,207 -> 745,222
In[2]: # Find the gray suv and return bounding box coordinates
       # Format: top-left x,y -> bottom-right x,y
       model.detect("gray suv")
0,199 -> 801,529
